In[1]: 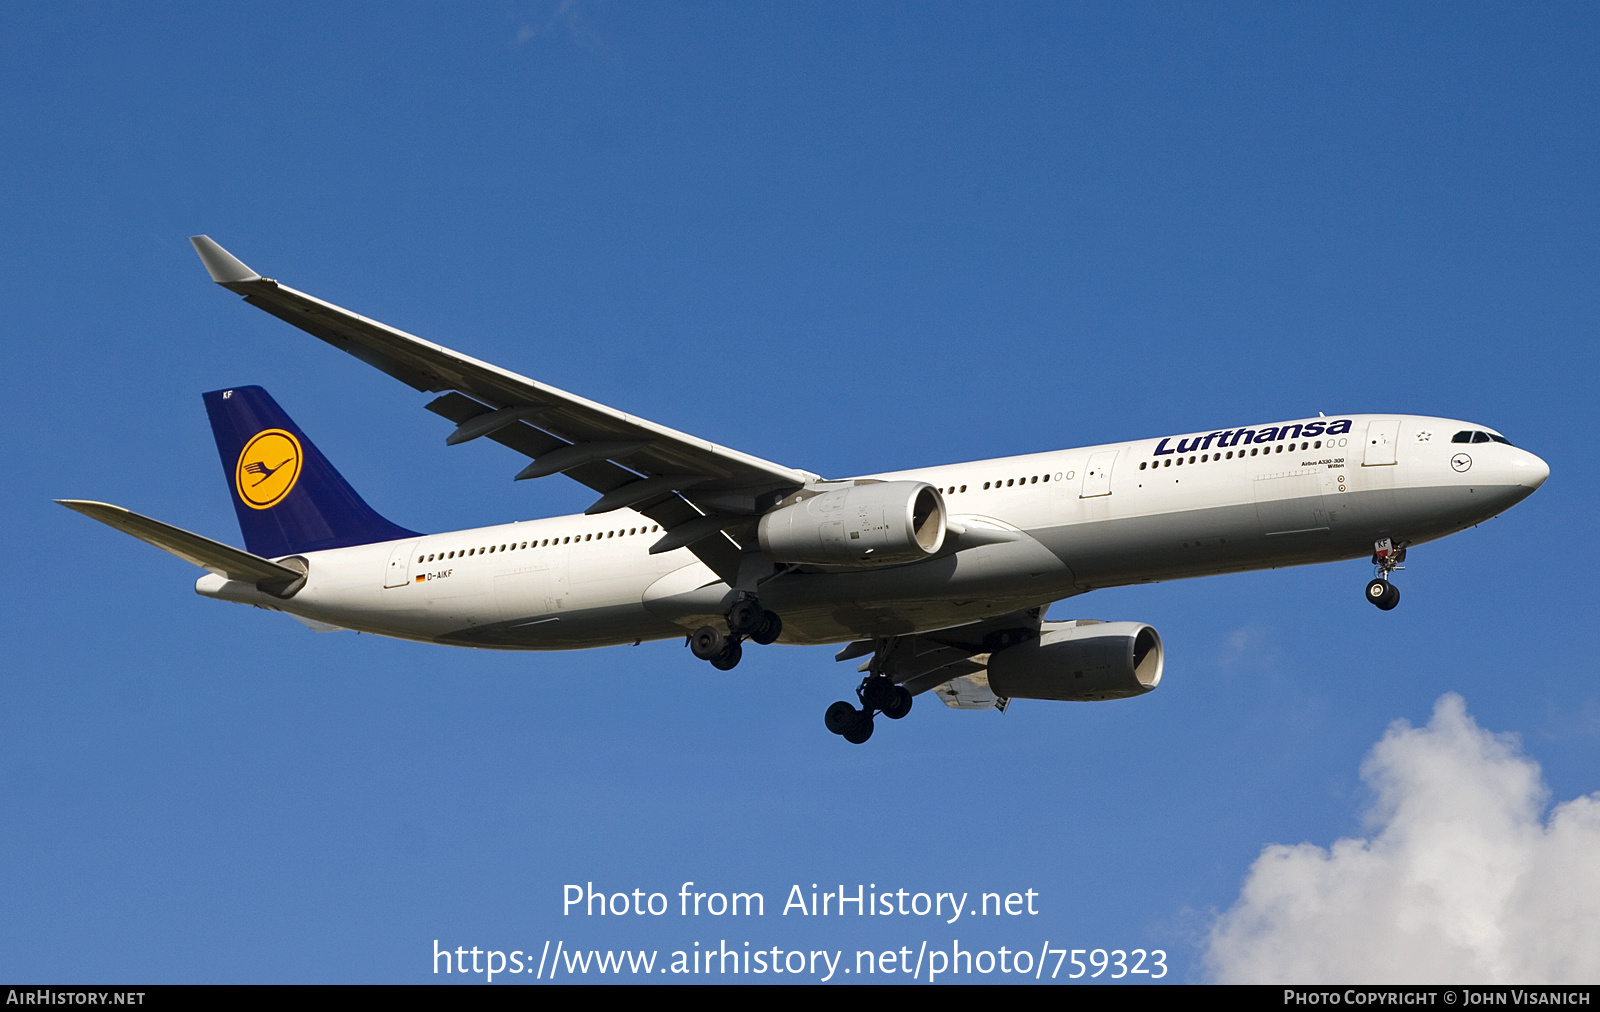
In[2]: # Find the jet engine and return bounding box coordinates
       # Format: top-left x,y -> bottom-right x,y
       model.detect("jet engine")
986,620 -> 1163,702
758,481 -> 947,567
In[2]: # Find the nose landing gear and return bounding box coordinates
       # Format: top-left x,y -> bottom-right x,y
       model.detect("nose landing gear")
1365,538 -> 1405,611
1366,578 -> 1400,610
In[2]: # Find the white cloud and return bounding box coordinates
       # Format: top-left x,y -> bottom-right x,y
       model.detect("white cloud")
1218,624 -> 1279,672
513,0 -> 601,49
1205,694 -> 1600,983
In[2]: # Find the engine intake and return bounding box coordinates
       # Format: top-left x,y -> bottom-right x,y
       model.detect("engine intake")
758,481 -> 946,567
986,620 -> 1164,702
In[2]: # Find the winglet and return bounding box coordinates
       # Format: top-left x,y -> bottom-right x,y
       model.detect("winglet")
189,235 -> 262,284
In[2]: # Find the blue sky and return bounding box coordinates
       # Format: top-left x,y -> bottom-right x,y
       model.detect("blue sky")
3,3 -> 1597,983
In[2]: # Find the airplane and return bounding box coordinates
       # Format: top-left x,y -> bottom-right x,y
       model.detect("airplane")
57,236 -> 1551,744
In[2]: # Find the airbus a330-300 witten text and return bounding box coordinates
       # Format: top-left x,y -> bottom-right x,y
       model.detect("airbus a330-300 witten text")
60,237 -> 1550,743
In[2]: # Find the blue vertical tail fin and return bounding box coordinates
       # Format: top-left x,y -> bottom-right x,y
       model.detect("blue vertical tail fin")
203,386 -> 421,558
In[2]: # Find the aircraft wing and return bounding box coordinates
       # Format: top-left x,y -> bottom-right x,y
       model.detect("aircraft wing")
191,237 -> 819,584
56,499 -> 305,590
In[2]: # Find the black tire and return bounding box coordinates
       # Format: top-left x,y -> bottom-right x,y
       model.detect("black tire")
861,676 -> 898,712
842,713 -> 874,744
710,640 -> 743,670
824,701 -> 857,736
1378,583 -> 1400,611
750,610 -> 783,646
882,686 -> 913,720
727,600 -> 763,638
690,626 -> 726,660
1366,579 -> 1390,607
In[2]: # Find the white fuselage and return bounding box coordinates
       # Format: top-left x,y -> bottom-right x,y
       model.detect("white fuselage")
196,414 -> 1548,649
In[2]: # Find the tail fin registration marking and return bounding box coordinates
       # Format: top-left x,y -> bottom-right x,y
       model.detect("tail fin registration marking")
235,429 -> 303,509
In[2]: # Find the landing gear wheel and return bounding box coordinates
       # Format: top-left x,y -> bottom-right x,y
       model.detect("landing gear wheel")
824,701 -> 874,743
841,712 -> 874,744
749,610 -> 783,646
727,599 -> 764,638
690,626 -> 727,660
710,640 -> 743,670
824,701 -> 858,736
860,676 -> 900,712
881,686 -> 913,720
1365,578 -> 1400,611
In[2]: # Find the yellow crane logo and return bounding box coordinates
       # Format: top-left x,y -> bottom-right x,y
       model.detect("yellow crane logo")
235,429 -> 303,509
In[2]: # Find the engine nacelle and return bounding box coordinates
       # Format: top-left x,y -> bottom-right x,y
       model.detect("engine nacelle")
758,481 -> 947,567
986,620 -> 1164,702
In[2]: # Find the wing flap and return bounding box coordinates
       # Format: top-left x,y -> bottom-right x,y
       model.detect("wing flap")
928,671 -> 1007,710
423,393 -> 744,583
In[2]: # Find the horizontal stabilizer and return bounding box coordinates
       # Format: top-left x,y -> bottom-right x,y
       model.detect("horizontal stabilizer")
55,499 -> 302,584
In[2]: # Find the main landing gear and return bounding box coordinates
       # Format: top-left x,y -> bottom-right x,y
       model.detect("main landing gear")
824,672 -> 913,745
689,595 -> 782,670
1365,538 -> 1406,611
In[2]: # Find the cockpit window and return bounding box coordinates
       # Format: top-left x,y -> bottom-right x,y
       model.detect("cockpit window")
1453,429 -> 1514,447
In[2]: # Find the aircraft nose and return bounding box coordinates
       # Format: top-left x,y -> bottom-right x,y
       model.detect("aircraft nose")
1512,449 -> 1550,490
